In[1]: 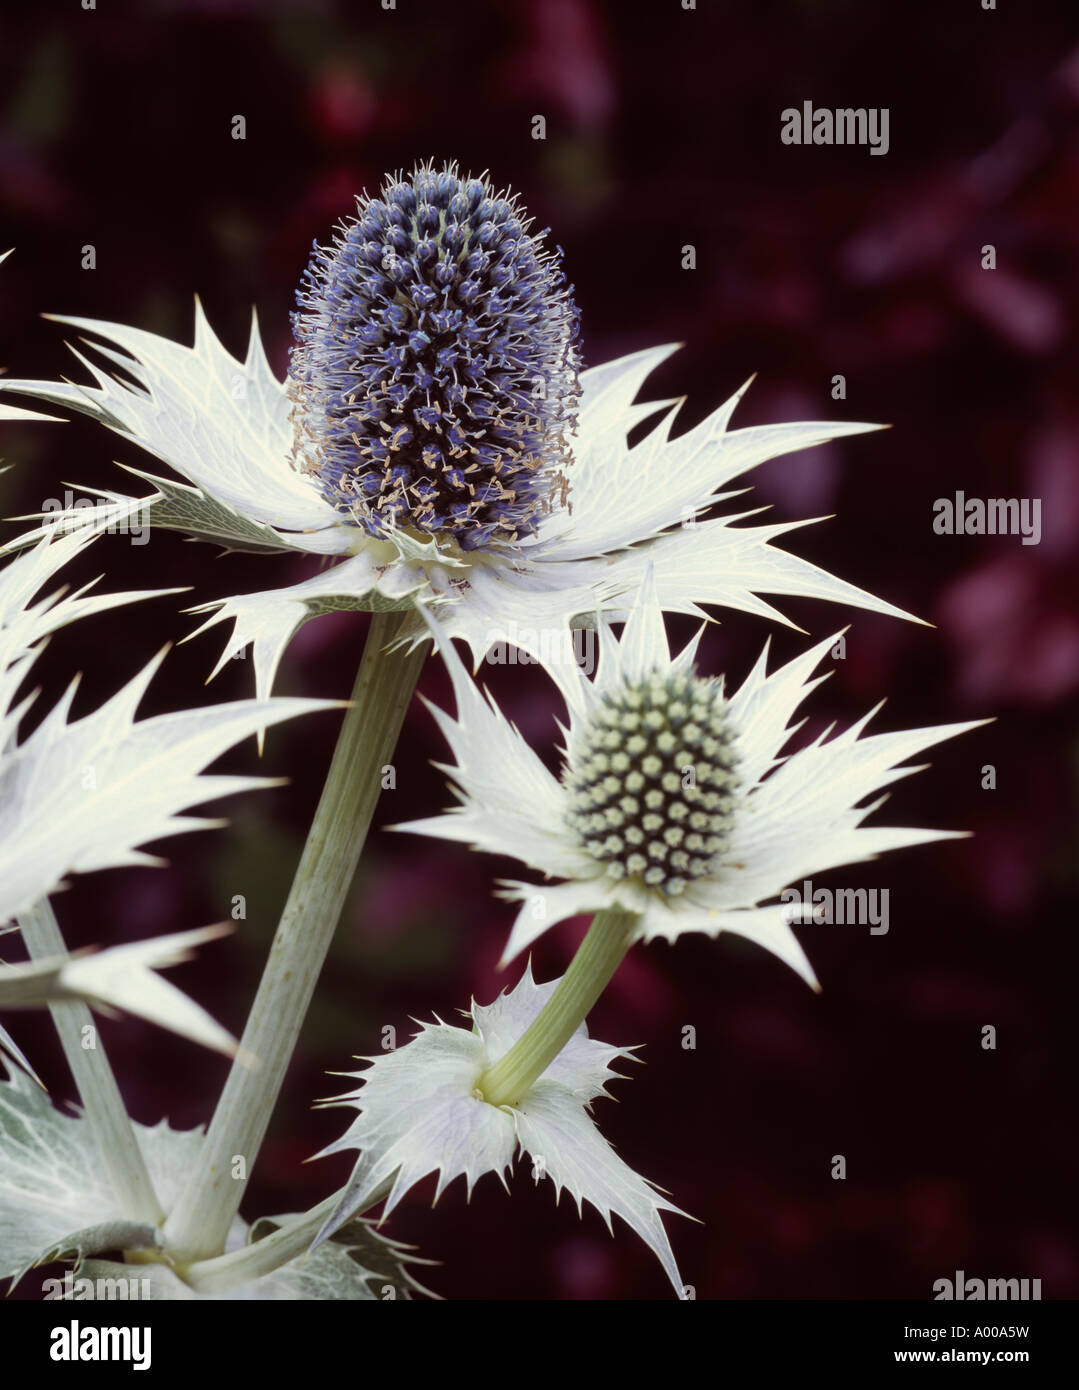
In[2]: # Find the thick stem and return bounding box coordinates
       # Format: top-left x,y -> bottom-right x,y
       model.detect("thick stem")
17,898 -> 164,1223
0,951 -> 80,1007
178,1178 -> 392,1294
163,610 -> 425,1261
479,906 -> 640,1107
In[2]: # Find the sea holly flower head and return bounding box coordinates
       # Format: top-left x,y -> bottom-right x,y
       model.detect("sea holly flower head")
289,162 -> 581,552
314,964 -> 689,1297
403,575 -> 987,986
566,661 -> 741,898
0,165 -> 915,698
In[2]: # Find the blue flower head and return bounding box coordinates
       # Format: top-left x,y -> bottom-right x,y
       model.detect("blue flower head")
288,162 -> 582,551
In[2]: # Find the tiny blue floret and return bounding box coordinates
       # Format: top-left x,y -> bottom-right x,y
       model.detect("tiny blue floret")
288,162 -> 581,550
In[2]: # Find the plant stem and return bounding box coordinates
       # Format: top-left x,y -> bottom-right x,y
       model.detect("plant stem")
478,906 -> 640,1107
178,1179 -> 392,1294
17,898 -> 164,1223
162,610 -> 424,1262
0,950 -> 80,1007
179,1194 -> 336,1293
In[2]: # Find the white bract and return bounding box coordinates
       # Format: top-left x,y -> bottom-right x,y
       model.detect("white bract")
0,927 -> 238,1058
315,965 -> 689,1296
403,578 -> 986,986
0,527 -> 167,753
0,533 -> 336,925
0,1061 -> 426,1299
0,251 -> 60,427
0,402 -> 55,424
0,306 -> 916,698
0,532 -> 335,1059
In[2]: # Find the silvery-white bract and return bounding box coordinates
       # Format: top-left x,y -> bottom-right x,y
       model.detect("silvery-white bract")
0,1061 -> 428,1299
0,251 -> 61,428
0,313 -> 916,700
315,964 -> 689,1296
0,533 -> 335,924
0,400 -> 55,424
403,576 -> 986,987
0,926 -> 240,1060
0,531 -> 335,1057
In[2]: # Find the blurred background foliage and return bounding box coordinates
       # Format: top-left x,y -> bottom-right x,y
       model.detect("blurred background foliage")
1,0 -> 1077,1298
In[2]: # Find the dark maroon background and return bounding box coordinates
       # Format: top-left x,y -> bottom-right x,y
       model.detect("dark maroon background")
1,0 -> 1077,1300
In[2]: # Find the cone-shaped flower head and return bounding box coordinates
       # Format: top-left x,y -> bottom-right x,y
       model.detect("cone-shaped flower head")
288,163 -> 581,551
567,665 -> 740,897
0,174 -> 918,701
402,573 -> 988,986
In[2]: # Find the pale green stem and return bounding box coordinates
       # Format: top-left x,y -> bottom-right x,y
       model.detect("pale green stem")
478,906 -> 640,1107
178,1178 -> 392,1294
17,898 -> 164,1223
163,610 -> 424,1262
0,951 -> 80,1007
